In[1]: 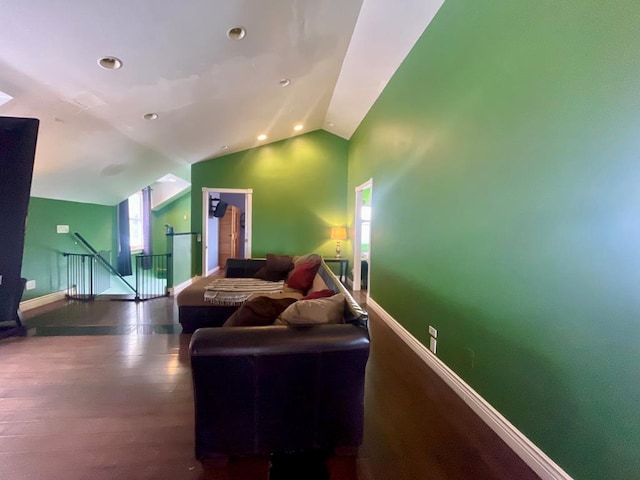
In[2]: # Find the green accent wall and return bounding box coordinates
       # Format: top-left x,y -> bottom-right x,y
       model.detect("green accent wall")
22,197 -> 115,301
348,1 -> 640,478
191,130 -> 349,274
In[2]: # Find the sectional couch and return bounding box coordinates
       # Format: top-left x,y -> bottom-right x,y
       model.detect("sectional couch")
188,255 -> 370,461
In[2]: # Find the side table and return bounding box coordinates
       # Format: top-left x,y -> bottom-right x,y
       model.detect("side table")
324,258 -> 349,284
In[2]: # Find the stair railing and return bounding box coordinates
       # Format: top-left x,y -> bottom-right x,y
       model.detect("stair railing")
65,233 -> 171,301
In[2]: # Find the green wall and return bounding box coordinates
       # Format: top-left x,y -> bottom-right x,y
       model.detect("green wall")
152,190 -> 193,286
348,1 -> 640,478
191,130 -> 349,274
151,189 -> 192,255
22,197 -> 115,300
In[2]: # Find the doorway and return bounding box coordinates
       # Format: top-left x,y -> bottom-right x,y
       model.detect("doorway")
201,188 -> 253,276
352,179 -> 372,292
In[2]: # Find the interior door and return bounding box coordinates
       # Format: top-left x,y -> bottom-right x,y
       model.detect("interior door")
218,205 -> 240,269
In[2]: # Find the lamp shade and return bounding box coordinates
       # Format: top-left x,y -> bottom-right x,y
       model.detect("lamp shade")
330,227 -> 347,240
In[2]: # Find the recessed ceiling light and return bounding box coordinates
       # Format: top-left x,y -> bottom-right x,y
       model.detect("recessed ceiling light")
294,124 -> 303,131
220,145 -> 229,151
227,27 -> 246,40
257,134 -> 267,141
143,113 -> 159,120
279,78 -> 291,87
327,122 -> 335,127
98,56 -> 123,70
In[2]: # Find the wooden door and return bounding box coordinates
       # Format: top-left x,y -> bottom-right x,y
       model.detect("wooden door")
218,205 -> 241,269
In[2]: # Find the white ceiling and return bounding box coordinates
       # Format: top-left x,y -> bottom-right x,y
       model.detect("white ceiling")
0,0 -> 443,206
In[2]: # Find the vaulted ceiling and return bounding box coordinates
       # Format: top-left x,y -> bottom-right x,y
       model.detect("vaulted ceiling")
0,0 -> 443,205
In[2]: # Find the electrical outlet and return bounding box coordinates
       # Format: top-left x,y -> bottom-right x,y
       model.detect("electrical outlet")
429,337 -> 437,354
25,280 -> 36,290
428,325 -> 437,338
56,224 -> 69,233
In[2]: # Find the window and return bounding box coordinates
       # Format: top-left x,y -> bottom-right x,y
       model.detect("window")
128,191 -> 143,251
361,205 -> 371,258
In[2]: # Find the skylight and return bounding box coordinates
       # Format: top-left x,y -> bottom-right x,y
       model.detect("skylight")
0,90 -> 13,107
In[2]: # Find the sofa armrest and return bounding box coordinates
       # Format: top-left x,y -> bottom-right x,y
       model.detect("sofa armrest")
189,324 -> 370,458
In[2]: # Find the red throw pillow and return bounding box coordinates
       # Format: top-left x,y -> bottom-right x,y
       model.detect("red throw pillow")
286,260 -> 321,292
303,289 -> 336,300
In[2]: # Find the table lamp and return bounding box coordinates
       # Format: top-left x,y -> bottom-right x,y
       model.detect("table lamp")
330,227 -> 347,258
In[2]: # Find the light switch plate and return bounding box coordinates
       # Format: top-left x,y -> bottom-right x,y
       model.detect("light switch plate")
428,325 -> 438,338
57,225 -> 70,233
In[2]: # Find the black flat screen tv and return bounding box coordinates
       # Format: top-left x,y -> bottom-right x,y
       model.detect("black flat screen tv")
209,198 -> 229,218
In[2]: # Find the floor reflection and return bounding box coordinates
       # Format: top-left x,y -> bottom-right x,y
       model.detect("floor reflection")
198,451 -> 357,480
29,324 -> 182,336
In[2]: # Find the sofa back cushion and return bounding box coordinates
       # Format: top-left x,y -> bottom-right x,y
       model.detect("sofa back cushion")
254,254 -> 293,281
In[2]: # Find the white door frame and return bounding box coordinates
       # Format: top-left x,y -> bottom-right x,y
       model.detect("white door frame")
352,179 -> 372,292
201,187 -> 253,276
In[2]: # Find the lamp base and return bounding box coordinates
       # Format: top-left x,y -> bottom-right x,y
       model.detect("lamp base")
335,241 -> 341,258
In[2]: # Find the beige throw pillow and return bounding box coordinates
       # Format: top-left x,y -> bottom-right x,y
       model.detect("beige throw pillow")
277,294 -> 345,325
293,253 -> 322,268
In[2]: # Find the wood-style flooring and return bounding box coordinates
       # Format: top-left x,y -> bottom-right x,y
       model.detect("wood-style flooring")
0,295 -> 540,479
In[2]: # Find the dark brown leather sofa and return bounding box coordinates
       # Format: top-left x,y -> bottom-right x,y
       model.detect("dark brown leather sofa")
189,258 -> 370,461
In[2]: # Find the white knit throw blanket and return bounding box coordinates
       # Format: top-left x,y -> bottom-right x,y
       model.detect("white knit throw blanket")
203,278 -> 285,306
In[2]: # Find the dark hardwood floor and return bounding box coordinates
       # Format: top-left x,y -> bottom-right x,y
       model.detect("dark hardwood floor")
0,295 -> 539,479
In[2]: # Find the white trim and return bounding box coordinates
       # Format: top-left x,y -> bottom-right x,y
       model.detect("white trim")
353,179 -> 373,291
19,290 -> 67,311
168,276 -> 201,296
366,298 -> 573,480
206,266 -> 220,277
201,188 -> 253,275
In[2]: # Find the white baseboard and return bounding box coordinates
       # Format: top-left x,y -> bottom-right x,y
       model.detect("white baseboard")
19,290 -> 67,312
168,276 -> 202,296
206,266 -> 220,276
366,298 -> 573,480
